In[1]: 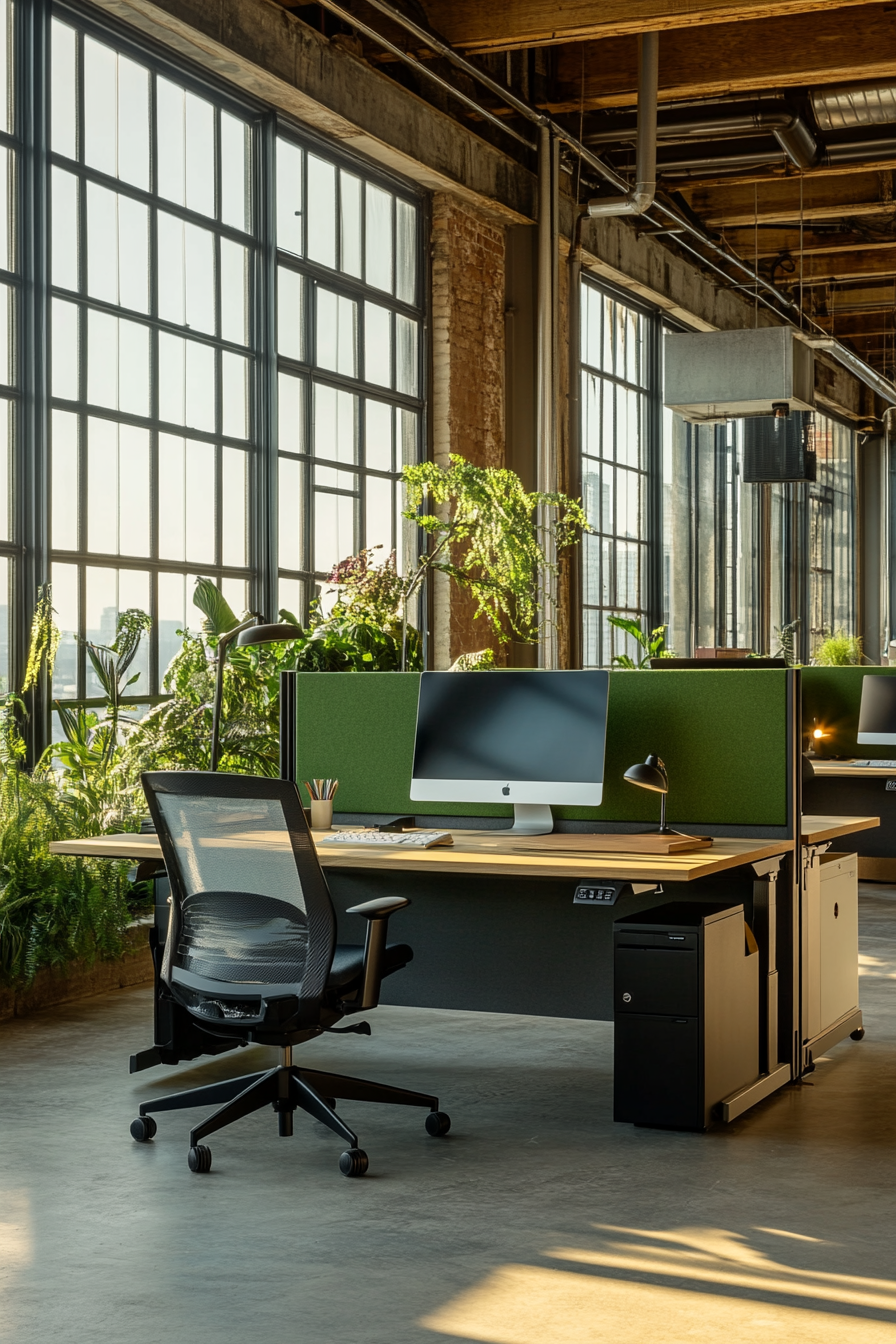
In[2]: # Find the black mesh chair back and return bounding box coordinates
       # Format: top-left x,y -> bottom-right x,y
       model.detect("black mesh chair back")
142,772 -> 336,1024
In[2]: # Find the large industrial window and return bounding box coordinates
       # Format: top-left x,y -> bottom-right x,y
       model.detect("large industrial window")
0,3 -> 424,742
0,0 -> 15,692
274,136 -> 424,622
663,406 -> 856,661
579,280 -> 660,667
807,413 -> 857,655
48,15 -> 257,703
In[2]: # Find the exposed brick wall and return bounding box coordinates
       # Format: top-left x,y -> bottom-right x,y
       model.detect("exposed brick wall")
430,194 -> 507,666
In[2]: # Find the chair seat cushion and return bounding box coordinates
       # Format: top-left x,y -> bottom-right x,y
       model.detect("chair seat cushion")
327,942 -> 413,991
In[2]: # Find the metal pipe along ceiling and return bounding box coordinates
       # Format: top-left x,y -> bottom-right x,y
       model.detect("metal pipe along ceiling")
314,0 -> 896,408
586,33 -> 659,218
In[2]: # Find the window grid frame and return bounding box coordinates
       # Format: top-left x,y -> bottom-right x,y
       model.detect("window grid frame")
273,120 -> 426,622
579,274 -> 663,669
46,6 -> 262,703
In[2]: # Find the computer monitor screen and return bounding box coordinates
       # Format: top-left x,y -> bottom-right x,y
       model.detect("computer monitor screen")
410,670 -> 609,832
857,675 -> 896,745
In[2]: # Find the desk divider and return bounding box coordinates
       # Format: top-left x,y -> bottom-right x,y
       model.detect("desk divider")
284,669 -> 791,832
802,666 -> 896,760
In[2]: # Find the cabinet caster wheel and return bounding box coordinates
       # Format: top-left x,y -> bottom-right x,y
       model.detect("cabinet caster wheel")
188,1145 -> 212,1173
130,1116 -> 157,1143
850,1027 -> 865,1040
425,1111 -> 451,1137
339,1148 -> 369,1177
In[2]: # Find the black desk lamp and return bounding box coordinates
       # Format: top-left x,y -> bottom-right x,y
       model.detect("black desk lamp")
623,754 -> 671,834
210,617 -> 303,771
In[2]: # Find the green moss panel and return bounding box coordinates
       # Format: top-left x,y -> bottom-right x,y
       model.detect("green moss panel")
802,666 -> 896,759
295,669 -> 789,828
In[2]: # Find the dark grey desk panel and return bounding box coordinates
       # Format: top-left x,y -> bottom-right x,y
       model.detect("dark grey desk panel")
803,777 -> 895,858
328,869 -> 758,1022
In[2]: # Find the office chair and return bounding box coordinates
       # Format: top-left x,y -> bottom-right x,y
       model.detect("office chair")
131,772 -> 450,1176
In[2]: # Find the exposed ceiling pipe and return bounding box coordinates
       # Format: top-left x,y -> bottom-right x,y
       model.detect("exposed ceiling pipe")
314,0 -> 896,404
586,34 -> 658,217
825,136 -> 896,165
588,106 -> 818,170
659,149 -> 785,175
804,336 -> 896,404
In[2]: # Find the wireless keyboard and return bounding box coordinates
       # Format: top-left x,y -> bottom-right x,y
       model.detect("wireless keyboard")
851,760 -> 896,768
317,830 -> 454,848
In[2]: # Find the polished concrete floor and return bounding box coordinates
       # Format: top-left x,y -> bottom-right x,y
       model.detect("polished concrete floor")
2,888 -> 896,1344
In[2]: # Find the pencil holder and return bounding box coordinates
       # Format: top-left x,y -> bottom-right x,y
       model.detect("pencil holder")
310,799 -> 334,830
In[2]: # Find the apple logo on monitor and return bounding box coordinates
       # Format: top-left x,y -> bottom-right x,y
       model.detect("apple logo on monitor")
502,784 -> 510,795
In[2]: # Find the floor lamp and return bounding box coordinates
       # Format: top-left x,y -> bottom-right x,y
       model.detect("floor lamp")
210,618 -> 303,771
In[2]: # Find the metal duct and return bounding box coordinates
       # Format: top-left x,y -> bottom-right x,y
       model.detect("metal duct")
590,106 -> 817,170
804,336 -> 896,406
825,136 -> 896,165
587,33 -> 658,218
812,83 -> 896,131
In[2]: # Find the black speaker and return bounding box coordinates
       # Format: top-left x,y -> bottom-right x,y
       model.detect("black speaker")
743,412 -> 816,483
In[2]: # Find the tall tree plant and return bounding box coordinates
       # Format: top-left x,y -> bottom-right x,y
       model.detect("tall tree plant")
399,454 -> 589,666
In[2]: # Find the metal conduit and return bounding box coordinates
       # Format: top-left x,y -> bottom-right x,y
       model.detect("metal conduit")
315,0 -> 896,408
586,33 -> 658,217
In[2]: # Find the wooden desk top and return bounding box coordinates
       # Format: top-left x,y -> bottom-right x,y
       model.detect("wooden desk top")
801,814 -> 879,845
811,760 -> 896,778
49,829 -> 793,883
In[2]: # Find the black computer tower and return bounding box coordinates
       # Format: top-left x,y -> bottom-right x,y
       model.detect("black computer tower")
613,901 -> 759,1130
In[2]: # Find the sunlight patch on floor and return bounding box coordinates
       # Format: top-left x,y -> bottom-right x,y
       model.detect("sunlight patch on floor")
420,1224 -> 896,1344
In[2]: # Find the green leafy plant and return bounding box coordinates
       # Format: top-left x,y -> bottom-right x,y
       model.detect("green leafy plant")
402,455 -> 588,654
296,548 -> 423,672
123,580 -> 304,778
607,616 -> 675,669
0,588 -> 148,987
814,630 -> 864,666
772,617 -> 802,668
449,649 -> 496,671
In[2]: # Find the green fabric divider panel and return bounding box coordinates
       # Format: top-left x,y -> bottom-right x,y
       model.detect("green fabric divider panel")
295,669 -> 788,827
802,666 -> 896,759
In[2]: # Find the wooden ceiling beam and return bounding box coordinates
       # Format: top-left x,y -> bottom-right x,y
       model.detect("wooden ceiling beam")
548,4 -> 896,111
773,247 -> 896,282
814,313 -> 896,336
682,170 -> 896,225
717,228 -> 896,259
415,0 -> 881,53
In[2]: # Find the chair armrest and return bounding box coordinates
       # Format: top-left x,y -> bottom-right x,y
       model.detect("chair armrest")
344,897 -> 411,1010
346,896 -> 410,919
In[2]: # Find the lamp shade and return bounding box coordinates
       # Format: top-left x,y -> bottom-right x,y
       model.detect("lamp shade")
623,754 -> 668,793
234,622 -> 304,647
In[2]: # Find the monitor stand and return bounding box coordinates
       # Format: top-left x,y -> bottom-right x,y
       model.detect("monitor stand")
495,803 -> 554,836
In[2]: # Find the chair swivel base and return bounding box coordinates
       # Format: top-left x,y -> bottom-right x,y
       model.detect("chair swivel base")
130,1054 -> 451,1176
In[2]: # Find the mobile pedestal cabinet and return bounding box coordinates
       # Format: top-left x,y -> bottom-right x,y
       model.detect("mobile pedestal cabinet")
613,901 -> 760,1131
802,848 -> 863,1069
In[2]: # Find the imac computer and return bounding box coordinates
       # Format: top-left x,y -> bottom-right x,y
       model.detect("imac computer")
410,669 -> 609,835
857,675 -> 896,746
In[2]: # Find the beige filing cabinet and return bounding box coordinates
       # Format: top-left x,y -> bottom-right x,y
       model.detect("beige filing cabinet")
802,849 -> 862,1062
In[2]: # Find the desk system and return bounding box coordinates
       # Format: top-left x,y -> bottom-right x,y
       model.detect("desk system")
803,667 -> 896,882
49,666 -> 883,1127
51,811 -> 876,1124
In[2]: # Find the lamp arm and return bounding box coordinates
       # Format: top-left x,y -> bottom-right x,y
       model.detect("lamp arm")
210,615 -> 261,771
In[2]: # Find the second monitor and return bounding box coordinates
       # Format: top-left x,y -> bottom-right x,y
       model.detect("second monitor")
410,669 -> 609,835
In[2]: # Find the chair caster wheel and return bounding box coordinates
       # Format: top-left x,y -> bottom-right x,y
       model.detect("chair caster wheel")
803,1060 -> 816,1074
339,1148 -> 369,1177
130,1116 -> 157,1143
188,1145 -> 212,1173
425,1111 -> 451,1137
851,1027 -> 865,1040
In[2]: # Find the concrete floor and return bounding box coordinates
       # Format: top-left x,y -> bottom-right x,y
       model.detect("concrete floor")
2,889 -> 896,1344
